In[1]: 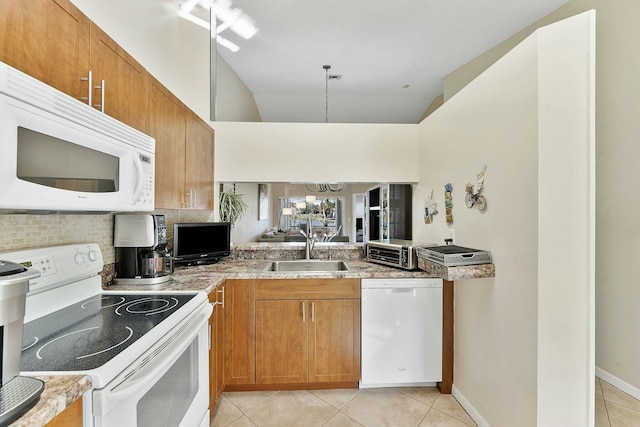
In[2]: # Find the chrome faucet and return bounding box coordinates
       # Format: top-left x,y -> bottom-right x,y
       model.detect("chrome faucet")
300,217 -> 315,260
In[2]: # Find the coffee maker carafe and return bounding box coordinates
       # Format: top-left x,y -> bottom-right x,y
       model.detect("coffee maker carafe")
114,214 -> 173,285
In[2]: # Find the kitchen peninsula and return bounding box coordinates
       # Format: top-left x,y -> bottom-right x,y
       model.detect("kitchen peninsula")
12,243 -> 494,427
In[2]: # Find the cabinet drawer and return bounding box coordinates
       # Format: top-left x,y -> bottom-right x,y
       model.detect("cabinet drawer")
255,279 -> 360,300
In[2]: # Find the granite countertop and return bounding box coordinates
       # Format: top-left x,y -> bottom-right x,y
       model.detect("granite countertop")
417,258 -> 496,281
105,258 -> 443,293
106,256 -> 495,294
10,375 -> 90,427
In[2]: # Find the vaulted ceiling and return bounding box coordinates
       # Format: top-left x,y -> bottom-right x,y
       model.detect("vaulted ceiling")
185,0 -> 570,123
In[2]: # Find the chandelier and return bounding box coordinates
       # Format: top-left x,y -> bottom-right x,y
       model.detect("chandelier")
305,183 -> 345,192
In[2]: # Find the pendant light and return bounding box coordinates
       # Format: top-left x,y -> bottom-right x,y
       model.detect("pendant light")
323,65 -> 331,124
309,65 -> 345,193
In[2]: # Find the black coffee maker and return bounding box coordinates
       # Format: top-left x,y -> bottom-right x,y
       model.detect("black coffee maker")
114,214 -> 173,284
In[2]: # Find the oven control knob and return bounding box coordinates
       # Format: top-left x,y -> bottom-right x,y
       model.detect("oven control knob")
88,250 -> 98,262
74,252 -> 88,264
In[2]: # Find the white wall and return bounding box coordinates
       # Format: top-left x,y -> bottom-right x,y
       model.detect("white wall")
70,0 -> 261,123
594,0 -> 640,396
214,122 -> 419,183
414,12 -> 595,426
442,0 -> 640,405
536,12 -> 595,426
416,34 -> 540,427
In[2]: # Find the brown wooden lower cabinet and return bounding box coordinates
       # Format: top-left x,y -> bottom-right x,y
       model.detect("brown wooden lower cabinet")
439,279 -> 454,394
309,299 -> 360,383
214,284 -> 225,400
256,299 -> 308,384
208,282 -> 226,415
224,279 -> 255,385
45,397 -> 82,427
254,279 -> 360,387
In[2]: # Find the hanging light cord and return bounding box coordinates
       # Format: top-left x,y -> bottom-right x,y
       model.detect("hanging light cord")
323,65 -> 331,123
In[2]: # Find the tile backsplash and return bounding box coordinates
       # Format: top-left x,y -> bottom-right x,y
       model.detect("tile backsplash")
0,210 -> 214,264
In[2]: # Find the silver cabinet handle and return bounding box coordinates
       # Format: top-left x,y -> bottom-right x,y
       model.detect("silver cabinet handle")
302,302 -> 306,322
80,70 -> 92,106
311,302 -> 315,322
217,286 -> 225,309
94,79 -> 105,112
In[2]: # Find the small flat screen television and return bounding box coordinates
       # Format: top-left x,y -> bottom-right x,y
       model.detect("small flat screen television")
172,222 -> 231,265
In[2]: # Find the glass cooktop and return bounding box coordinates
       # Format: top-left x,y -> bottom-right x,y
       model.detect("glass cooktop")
21,293 -> 196,372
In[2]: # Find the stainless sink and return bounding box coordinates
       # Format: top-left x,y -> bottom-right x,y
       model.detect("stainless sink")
263,260 -> 349,272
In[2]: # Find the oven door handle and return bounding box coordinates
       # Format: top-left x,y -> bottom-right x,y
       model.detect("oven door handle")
92,303 -> 212,416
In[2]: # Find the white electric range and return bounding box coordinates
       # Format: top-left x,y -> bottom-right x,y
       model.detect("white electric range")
1,243 -> 212,427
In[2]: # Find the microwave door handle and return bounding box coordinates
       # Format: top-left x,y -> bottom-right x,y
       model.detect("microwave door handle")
131,153 -> 144,203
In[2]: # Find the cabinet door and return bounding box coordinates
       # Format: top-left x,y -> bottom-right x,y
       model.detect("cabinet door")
147,79 -> 186,209
207,290 -> 217,414
0,0 -> 90,101
309,299 -> 361,383
214,284 -> 225,405
256,300 -> 308,384
44,397 -> 82,427
224,279 -> 255,385
185,112 -> 214,210
208,285 -> 226,413
89,23 -> 147,132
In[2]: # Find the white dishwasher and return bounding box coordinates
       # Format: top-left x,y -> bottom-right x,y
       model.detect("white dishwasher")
360,278 -> 442,388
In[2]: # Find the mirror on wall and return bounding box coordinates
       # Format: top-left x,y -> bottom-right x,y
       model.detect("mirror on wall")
218,182 -> 375,243
278,195 -> 344,242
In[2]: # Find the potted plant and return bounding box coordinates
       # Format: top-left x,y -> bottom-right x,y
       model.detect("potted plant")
219,191 -> 248,227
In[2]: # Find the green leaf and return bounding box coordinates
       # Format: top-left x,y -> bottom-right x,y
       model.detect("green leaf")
219,191 -> 248,226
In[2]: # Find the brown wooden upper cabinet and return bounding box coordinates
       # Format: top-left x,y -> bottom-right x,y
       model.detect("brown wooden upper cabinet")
148,77 -> 214,210
89,24 -> 148,133
0,0 -> 147,132
147,78 -> 186,210
0,0 -> 90,101
185,111 -> 215,210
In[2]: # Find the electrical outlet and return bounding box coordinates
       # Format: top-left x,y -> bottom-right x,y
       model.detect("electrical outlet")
448,229 -> 455,243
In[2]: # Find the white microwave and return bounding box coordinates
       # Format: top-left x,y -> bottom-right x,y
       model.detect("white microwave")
0,61 -> 154,213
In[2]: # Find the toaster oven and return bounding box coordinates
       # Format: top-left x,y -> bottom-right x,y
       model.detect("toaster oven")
365,240 -> 436,270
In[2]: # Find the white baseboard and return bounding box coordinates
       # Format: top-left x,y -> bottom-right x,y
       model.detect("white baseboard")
452,384 -> 491,427
450,369 -> 633,427
596,366 -> 640,400
359,381 -> 437,389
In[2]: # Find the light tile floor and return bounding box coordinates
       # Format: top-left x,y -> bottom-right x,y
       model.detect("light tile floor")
211,378 -> 640,427
596,376 -> 640,427
212,387 -> 476,427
